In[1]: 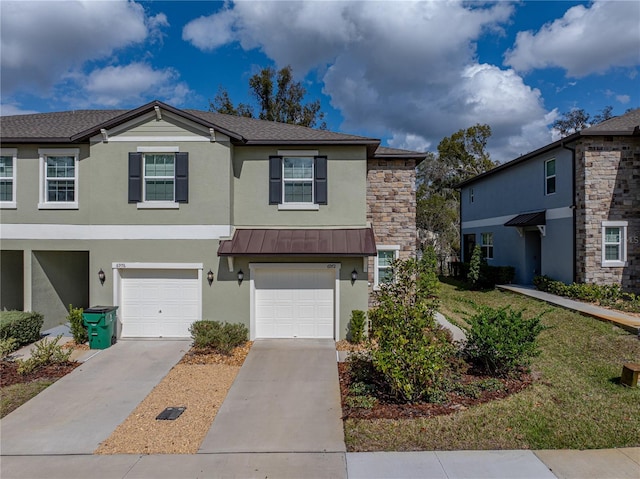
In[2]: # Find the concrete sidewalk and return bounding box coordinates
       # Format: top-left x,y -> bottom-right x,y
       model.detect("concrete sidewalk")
0,340 -> 189,455
497,284 -> 640,335
1,448 -> 638,478
198,339 -> 345,454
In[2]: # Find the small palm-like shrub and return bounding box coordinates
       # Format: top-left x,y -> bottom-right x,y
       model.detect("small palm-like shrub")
17,335 -> 72,375
67,304 -> 87,345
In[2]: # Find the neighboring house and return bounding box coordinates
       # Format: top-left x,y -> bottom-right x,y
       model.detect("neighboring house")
458,109 -> 639,293
0,100 -> 424,338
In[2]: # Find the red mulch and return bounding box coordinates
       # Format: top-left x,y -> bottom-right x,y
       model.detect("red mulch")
0,360 -> 80,388
338,362 -> 532,420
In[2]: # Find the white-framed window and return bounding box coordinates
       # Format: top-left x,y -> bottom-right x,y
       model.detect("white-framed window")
283,156 -> 314,204
144,153 -> 175,202
375,246 -> 400,287
469,188 -> 474,203
481,232 -> 494,259
38,148 -> 79,209
602,221 -> 627,267
0,148 -> 17,208
545,158 -> 556,195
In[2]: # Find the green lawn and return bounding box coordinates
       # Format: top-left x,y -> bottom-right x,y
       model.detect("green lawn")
344,279 -> 640,451
0,380 -> 54,418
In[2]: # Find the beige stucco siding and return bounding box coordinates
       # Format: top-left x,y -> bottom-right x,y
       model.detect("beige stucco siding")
232,145 -> 368,227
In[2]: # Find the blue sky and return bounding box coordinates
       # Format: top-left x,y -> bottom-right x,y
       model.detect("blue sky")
1,0 -> 638,162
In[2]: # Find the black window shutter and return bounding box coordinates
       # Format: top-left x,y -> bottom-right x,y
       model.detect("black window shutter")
269,156 -> 282,204
175,152 -> 189,203
128,152 -> 142,203
314,156 -> 328,205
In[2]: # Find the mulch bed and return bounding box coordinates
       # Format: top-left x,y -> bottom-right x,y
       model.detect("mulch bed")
0,360 -> 80,388
338,362 -> 532,420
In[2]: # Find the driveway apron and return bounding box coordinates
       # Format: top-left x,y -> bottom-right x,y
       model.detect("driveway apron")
199,339 -> 346,454
0,340 -> 189,455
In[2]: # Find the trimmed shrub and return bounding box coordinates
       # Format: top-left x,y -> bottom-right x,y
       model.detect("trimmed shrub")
67,304 -> 87,345
0,311 -> 44,346
17,335 -> 72,375
189,320 -> 248,355
463,305 -> 545,376
533,275 -> 639,313
348,310 -> 366,344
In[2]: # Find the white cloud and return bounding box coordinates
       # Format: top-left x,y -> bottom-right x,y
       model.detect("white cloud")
504,1 -> 640,77
617,95 -> 631,104
80,63 -> 191,107
0,103 -> 39,116
182,1 -> 554,162
0,0 -> 152,94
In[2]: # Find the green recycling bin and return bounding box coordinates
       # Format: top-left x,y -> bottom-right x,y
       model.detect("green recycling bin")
83,306 -> 118,350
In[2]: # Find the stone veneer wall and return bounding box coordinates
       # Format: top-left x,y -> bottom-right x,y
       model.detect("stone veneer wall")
574,136 -> 640,293
366,158 -> 417,305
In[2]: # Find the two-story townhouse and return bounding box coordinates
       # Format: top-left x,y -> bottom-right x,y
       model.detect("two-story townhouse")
458,108 -> 639,292
0,101 -> 425,338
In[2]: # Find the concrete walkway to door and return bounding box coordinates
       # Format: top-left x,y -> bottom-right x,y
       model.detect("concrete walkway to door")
199,339 -> 345,454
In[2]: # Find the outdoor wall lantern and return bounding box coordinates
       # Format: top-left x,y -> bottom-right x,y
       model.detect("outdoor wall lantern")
351,269 -> 358,284
98,268 -> 106,286
237,270 -> 245,285
207,269 -> 214,286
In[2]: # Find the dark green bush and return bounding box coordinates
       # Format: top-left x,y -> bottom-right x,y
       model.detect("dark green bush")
67,304 -> 87,344
348,310 -> 366,344
189,320 -> 248,355
463,305 -> 545,376
0,311 -> 44,346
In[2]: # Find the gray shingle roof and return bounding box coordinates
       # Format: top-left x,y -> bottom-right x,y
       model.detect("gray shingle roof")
0,101 -> 426,160
581,108 -> 640,135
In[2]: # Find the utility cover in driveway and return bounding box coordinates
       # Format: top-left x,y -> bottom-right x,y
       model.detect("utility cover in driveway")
156,407 -> 186,420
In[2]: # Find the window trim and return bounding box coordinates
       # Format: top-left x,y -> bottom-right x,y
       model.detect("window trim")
374,245 -> 400,288
0,148 -> 17,209
545,158 -> 556,196
601,221 -> 627,267
481,232 -> 494,260
38,148 -> 79,210
469,188 -> 474,204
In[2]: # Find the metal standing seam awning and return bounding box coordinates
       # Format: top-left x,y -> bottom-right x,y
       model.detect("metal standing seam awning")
217,228 -> 377,271
504,211 -> 546,236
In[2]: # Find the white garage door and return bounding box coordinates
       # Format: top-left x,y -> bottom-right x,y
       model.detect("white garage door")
254,267 -> 335,339
120,269 -> 200,338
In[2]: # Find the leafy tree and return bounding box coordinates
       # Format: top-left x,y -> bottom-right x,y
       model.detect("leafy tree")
552,106 -> 614,137
416,124 -> 497,260
210,65 -> 327,129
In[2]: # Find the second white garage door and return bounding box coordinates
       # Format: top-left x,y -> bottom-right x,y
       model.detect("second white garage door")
119,268 -> 200,338
254,266 -> 335,339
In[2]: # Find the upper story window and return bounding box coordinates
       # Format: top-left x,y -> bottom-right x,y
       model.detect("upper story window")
128,149 -> 188,209
602,221 -> 627,267
283,157 -> 313,203
38,148 -> 79,209
144,154 -> 175,201
545,158 -> 556,195
0,148 -> 17,209
481,232 -> 494,259
375,246 -> 399,287
469,188 -> 474,203
269,151 -> 327,211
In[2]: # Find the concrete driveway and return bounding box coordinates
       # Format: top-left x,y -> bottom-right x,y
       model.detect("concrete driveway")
0,340 -> 189,455
199,339 -> 345,454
